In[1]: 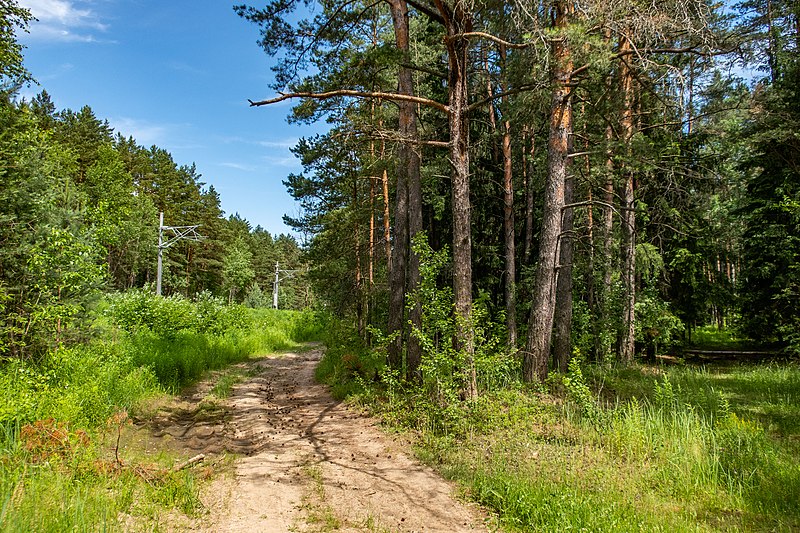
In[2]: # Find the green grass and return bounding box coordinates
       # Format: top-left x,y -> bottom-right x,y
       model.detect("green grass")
0,294 -> 326,531
210,368 -> 249,399
321,328 -> 800,532
0,419 -> 203,532
688,325 -> 759,350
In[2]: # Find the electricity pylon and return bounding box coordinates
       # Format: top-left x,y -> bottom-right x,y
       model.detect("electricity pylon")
156,212 -> 202,296
272,262 -> 297,309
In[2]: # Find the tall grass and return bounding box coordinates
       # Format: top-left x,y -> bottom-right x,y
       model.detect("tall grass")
0,290 -> 325,531
322,325 -> 800,531
107,291 -> 325,390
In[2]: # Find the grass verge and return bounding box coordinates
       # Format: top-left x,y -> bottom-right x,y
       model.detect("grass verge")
0,296 -> 325,531
317,330 -> 800,532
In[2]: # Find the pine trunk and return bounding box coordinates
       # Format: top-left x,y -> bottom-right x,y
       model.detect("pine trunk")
553,170 -> 574,372
523,127 -> 536,265
500,44 -> 517,349
436,0 -> 477,398
524,0 -> 573,383
619,34 -> 636,364
387,0 -> 422,372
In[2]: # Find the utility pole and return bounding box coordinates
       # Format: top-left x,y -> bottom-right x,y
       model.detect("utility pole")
272,262 -> 298,309
157,212 -> 203,296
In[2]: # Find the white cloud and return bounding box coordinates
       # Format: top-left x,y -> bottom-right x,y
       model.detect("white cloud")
258,137 -> 300,150
220,162 -> 258,172
19,0 -> 109,42
111,117 -> 169,146
216,136 -> 299,150
258,138 -> 298,149
263,154 -> 300,168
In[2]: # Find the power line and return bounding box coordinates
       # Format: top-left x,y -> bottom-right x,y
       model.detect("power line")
156,212 -> 203,296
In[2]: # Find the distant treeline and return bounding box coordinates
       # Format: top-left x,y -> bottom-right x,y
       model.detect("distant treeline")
0,85 -> 312,358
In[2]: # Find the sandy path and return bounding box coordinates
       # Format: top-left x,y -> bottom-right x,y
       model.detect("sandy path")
147,347 -> 489,532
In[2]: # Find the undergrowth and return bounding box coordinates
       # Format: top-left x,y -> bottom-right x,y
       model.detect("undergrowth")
318,324 -> 800,532
0,290 -> 324,531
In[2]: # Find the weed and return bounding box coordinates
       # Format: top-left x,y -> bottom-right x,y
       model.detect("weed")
210,370 -> 245,399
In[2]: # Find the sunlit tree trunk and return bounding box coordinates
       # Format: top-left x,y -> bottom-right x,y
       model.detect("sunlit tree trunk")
500,43 -> 517,349
524,0 -> 573,383
434,0 -> 477,398
618,33 -> 636,364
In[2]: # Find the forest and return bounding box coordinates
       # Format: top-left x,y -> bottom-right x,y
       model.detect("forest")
234,0 -> 798,376
1,0 -> 799,530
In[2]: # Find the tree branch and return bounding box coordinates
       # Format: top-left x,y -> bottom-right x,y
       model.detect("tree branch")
563,200 -> 634,212
401,62 -> 446,79
249,90 -> 449,114
449,32 -> 529,49
404,0 -> 445,24
571,45 -> 735,79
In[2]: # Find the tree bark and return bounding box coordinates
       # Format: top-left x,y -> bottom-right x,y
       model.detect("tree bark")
523,0 -> 573,383
434,0 -> 477,398
382,167 -> 391,271
523,126 -> 536,265
553,171 -> 574,372
387,146 -> 408,369
354,179 -> 365,338
618,34 -> 636,364
500,43 -> 517,349
387,0 -> 423,376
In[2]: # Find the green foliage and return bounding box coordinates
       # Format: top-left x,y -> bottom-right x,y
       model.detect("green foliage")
243,282 -> 270,308
223,237 -> 255,302
408,234 -> 512,401
634,243 -> 685,355
105,293 -> 322,390
408,234 -> 463,404
315,321 -> 384,400
560,356 -> 600,425
106,289 -> 249,338
0,0 -> 32,89
0,343 -> 159,430
739,51 -> 800,348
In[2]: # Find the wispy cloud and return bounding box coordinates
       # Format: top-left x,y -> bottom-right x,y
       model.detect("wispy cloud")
19,0 -> 109,43
220,162 -> 258,172
258,138 -> 298,149
263,154 -> 300,168
168,61 -> 206,76
111,117 -> 169,146
215,136 -> 299,150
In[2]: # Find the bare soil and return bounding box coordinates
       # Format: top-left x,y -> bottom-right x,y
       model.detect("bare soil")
142,346 -> 489,532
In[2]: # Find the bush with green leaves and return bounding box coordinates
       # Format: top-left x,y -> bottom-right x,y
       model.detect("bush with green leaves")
105,288 -> 250,338
408,234 -> 511,404
0,342 -> 159,429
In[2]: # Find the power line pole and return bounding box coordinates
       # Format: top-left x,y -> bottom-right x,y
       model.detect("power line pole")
157,212 -> 203,296
272,262 -> 298,309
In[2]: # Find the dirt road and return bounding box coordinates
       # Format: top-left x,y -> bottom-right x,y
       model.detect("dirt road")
146,347 -> 489,532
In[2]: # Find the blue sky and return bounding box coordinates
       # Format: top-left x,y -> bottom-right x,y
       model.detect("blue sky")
17,0 -> 325,237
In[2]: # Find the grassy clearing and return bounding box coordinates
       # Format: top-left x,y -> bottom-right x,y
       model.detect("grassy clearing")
318,332 -> 800,532
0,293 -> 324,532
688,326 -> 757,350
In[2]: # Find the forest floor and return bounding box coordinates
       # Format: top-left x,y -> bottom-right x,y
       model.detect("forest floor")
136,345 -> 489,532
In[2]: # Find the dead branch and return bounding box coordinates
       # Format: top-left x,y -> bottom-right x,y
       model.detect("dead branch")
248,90 -> 448,114
172,454 -> 206,472
449,32 -> 530,49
